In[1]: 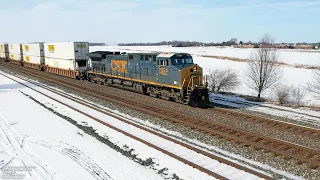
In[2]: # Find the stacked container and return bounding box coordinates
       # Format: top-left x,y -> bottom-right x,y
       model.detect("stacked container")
8,44 -> 23,61
22,43 -> 45,65
44,42 -> 89,71
0,44 -> 9,59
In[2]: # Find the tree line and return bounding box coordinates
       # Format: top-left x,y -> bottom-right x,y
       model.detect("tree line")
119,40 -> 319,48
118,39 -> 243,47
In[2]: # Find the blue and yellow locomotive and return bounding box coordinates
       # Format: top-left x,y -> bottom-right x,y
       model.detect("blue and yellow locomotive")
87,51 -> 209,107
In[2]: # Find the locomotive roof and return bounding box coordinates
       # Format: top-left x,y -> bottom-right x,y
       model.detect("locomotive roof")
157,53 -> 175,58
157,53 -> 191,58
127,52 -> 159,55
89,51 -> 122,55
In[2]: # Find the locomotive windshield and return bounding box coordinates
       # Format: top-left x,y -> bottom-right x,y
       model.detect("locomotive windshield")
171,54 -> 193,65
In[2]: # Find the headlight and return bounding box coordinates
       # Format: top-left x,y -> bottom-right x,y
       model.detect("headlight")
193,66 -> 197,72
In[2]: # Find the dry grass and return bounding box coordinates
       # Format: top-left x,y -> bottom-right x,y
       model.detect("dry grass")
238,95 -> 268,102
217,92 -> 320,111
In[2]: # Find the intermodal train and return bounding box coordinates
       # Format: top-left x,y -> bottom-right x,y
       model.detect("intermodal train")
0,42 -> 209,107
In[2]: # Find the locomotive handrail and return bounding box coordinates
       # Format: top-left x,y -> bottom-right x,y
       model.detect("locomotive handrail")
182,77 -> 187,88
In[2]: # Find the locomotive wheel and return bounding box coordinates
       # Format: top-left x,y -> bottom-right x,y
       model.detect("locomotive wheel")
189,99 -> 198,107
149,92 -> 158,98
160,93 -> 170,100
193,101 -> 198,107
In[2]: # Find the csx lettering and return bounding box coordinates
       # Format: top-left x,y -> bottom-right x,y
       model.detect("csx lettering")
159,67 -> 168,75
110,60 -> 128,73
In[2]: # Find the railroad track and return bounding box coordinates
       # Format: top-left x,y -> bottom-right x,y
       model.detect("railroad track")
208,102 -> 320,140
1,61 -> 320,170
0,70 -> 272,180
212,94 -> 320,126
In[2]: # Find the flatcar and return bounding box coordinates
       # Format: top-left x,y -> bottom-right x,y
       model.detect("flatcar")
87,51 -> 209,107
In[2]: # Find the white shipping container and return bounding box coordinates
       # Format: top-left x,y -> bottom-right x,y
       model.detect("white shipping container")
45,57 -> 77,70
44,42 -> 89,60
22,43 -> 45,64
8,44 -> 23,61
0,44 -> 9,59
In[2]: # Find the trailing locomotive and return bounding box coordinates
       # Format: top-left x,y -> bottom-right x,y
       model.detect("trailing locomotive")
87,51 -> 209,107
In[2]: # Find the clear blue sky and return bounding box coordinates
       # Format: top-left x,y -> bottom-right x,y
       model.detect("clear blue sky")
0,0 -> 319,44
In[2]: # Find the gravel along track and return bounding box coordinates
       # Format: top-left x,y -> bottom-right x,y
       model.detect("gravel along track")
0,71 -> 270,180
1,61 -> 320,179
207,105 -> 320,141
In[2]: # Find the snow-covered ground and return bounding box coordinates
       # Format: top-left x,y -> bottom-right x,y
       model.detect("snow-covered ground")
1,70 -> 283,180
90,46 -> 320,106
91,45 -> 320,66
0,72 -> 166,180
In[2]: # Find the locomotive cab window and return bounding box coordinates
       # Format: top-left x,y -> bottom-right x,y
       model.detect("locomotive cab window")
165,59 -> 169,66
140,55 -> 144,60
171,54 -> 193,65
129,55 -> 134,60
159,59 -> 169,66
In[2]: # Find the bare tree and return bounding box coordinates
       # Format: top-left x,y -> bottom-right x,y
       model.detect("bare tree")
207,68 -> 240,92
274,85 -> 291,104
291,86 -> 307,107
308,62 -> 320,98
245,34 -> 282,98
207,69 -> 221,92
218,69 -> 240,92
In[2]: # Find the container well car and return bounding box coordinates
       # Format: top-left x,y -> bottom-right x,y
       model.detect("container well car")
22,43 -> 45,69
8,44 -> 23,62
0,44 -> 9,60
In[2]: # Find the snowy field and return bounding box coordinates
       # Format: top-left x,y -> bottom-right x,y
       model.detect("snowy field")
1,70 -> 287,180
91,46 -> 320,66
90,46 -> 320,106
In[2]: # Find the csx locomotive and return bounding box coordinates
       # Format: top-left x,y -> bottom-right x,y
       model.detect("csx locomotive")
87,51 -> 209,107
